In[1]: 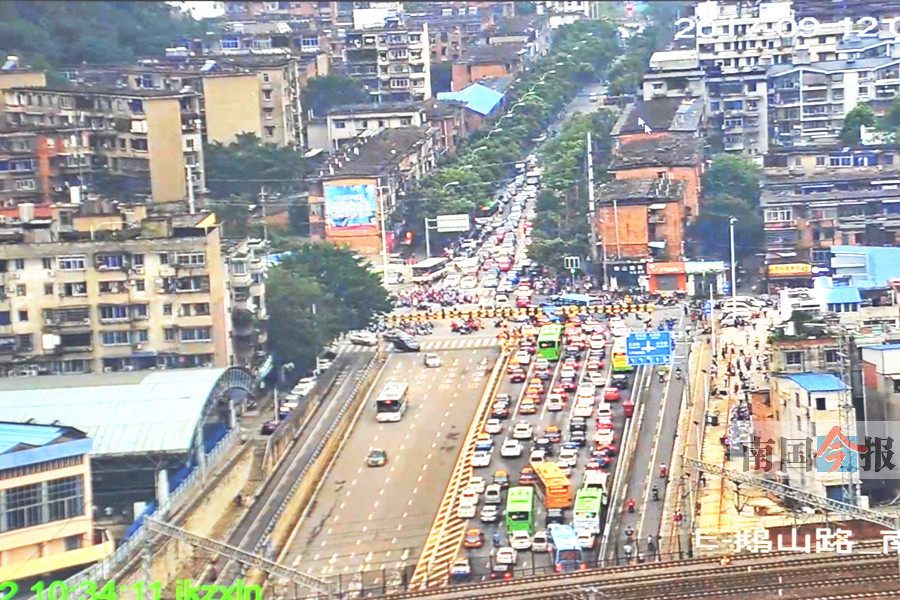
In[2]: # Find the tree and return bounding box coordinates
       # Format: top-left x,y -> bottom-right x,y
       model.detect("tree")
0,2 -> 205,69
204,133 -> 310,198
701,154 -> 762,205
303,75 -> 370,117
688,195 -> 763,261
266,244 -> 391,370
840,102 -> 876,146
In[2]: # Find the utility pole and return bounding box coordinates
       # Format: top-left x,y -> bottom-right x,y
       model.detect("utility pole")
586,131 -> 600,288
260,186 -> 268,253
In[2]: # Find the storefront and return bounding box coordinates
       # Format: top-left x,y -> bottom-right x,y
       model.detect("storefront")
607,261 -> 647,292
647,261 -> 687,294
767,263 -> 813,293
684,260 -> 727,297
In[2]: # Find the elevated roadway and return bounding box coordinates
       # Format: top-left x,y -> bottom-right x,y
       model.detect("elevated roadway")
279,345 -> 501,585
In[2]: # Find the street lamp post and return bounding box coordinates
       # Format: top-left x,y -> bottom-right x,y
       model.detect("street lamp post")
378,186 -> 391,287
729,217 -> 737,314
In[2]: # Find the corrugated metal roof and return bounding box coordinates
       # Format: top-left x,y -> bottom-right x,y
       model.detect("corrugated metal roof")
783,373 -> 846,393
831,245 -> 900,289
0,422 -> 66,454
436,83 -> 504,116
0,368 -> 228,456
863,343 -> 900,351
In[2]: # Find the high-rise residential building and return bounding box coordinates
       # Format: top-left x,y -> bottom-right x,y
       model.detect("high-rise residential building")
343,24 -> 432,103
72,54 -> 318,148
0,206 -> 231,376
1,84 -> 204,205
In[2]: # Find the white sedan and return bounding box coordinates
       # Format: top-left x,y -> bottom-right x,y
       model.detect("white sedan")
495,547 -> 518,565
457,502 -> 477,519
573,402 -> 594,418
472,450 -> 493,468
509,530 -> 532,550
514,350 -> 531,365
459,275 -> 479,289
485,419 -> 504,435
500,438 -> 523,458
444,273 -> 462,288
512,421 -> 533,440
424,353 -> 442,368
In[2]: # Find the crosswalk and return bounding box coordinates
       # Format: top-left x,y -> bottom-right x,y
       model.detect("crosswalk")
335,336 -> 500,355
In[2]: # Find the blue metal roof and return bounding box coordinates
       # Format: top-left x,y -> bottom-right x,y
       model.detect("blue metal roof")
437,83 -> 504,116
825,286 -> 862,304
863,344 -> 900,351
0,422 -> 66,454
783,373 -> 846,393
830,245 -> 900,289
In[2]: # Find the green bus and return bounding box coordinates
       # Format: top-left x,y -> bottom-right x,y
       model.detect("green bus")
536,324 -> 564,361
572,487 -> 603,535
505,486 -> 535,534
611,338 -> 634,373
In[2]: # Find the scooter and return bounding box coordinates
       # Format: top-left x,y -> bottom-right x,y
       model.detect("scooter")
651,486 -> 659,501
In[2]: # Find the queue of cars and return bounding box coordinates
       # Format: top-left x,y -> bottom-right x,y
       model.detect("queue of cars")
451,308 -> 637,582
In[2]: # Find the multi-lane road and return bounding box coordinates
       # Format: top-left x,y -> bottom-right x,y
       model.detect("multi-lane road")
280,345 -> 501,583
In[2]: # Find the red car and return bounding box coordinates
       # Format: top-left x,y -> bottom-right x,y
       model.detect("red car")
516,295 -> 531,308
585,360 -> 602,371
596,416 -> 614,430
510,370 -> 526,383
586,453 -> 612,469
623,397 -> 635,417
560,378 -> 577,391
564,357 -> 581,369
603,387 -> 621,402
551,385 -> 569,399
518,467 -> 537,485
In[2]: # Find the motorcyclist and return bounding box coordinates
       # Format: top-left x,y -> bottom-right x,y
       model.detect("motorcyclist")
659,463 -> 668,478
652,485 -> 659,501
627,498 -> 636,513
675,367 -> 683,380
623,544 -> 633,559
647,535 -> 656,551
624,525 -> 634,540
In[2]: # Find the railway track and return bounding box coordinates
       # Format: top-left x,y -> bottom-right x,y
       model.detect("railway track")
386,541 -> 898,600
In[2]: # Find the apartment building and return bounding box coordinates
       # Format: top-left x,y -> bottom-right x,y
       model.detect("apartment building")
224,238 -> 267,368
208,19 -> 332,58
406,8 -> 489,63
793,0 -> 900,22
768,373 -> 861,501
0,422 -> 113,581
306,101 -> 428,152
343,24 -> 432,103
761,146 -> 900,266
451,43 -> 523,91
307,126 -> 437,254
0,207 -> 230,376
597,176 -> 688,265
538,1 -> 605,19
73,54 -> 317,147
1,85 -> 204,205
768,56 -> 900,148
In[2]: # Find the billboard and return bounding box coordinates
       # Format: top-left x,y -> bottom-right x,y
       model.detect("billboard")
324,182 -> 378,232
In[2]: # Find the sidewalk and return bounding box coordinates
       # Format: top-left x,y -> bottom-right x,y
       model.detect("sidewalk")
692,310 -> 812,555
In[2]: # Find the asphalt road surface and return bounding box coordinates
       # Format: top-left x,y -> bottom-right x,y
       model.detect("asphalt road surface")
281,346 -> 500,580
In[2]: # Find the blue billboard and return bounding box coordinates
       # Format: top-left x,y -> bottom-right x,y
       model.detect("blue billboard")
324,182 -> 378,232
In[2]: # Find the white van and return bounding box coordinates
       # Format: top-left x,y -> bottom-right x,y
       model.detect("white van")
531,530 -> 550,552
595,402 -> 613,421
485,484 -> 503,504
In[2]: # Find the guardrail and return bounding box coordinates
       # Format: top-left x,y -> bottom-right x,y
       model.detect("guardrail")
409,349 -> 511,590
245,352 -> 385,569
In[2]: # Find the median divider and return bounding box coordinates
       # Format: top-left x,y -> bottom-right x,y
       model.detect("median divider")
410,350 -> 511,590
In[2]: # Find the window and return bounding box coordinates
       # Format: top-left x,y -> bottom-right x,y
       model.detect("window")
764,208 -> 792,223
96,254 -> 126,269
2,483 -> 42,531
164,327 -> 177,341
132,254 -> 144,266
262,73 -> 270,83
264,126 -> 275,137
894,379 -> 900,394
17,310 -> 27,322
816,156 -> 826,166
135,329 -> 148,343
100,331 -> 131,345
829,155 -> 851,167
45,476 -> 84,523
159,253 -> 169,265
13,258 -> 24,270
786,351 -> 803,366
57,256 -> 85,270
175,276 -> 209,292
131,138 -> 148,152
181,302 -> 210,316
164,303 -> 173,316
815,397 -> 827,410
44,283 -> 53,296
132,304 -> 148,319
98,280 -> 127,294
135,279 -> 145,291
176,253 -> 205,266
263,108 -> 274,120
15,179 -> 35,191
99,305 -> 128,321
334,120 -> 346,129
263,90 -> 272,101
825,349 -> 840,363
62,282 -> 87,297
180,326 -> 212,342
15,285 -> 25,297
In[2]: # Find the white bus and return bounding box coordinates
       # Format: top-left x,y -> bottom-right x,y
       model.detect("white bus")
410,257 -> 449,283
582,471 -> 609,498
375,382 -> 409,422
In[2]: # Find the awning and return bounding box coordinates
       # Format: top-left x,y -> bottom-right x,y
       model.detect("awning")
304,148 -> 325,158
648,203 -> 666,210
648,241 -> 666,249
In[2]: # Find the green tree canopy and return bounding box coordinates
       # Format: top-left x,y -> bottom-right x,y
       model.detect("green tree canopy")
266,243 -> 391,369
303,75 -> 370,116
0,2 -> 205,69
840,102 -> 877,146
205,133 -> 310,199
701,153 -> 762,205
